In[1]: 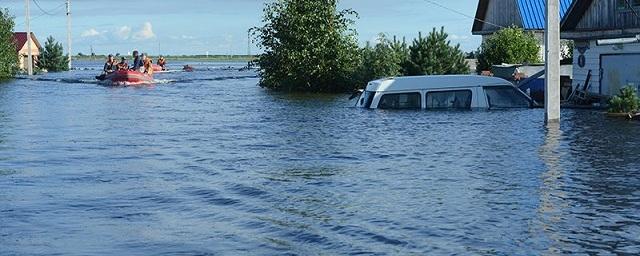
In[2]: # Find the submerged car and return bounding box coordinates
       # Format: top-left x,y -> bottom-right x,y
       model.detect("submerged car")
355,75 -> 535,110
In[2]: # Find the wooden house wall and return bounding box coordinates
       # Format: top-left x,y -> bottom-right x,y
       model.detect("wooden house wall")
576,0 -> 640,30
481,0 -> 522,32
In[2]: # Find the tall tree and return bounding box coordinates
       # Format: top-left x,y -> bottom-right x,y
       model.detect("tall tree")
476,26 -> 540,72
404,27 -> 469,76
0,9 -> 17,80
254,0 -> 360,92
39,36 -> 69,72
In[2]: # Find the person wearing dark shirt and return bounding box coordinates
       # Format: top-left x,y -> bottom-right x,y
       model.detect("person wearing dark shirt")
131,50 -> 142,71
103,54 -> 115,74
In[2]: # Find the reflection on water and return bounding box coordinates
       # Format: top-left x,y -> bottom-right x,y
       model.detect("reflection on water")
0,62 -> 639,255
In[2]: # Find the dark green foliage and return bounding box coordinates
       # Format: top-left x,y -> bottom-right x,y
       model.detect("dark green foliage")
476,26 -> 540,72
608,86 -> 640,113
356,34 -> 408,85
403,27 -> 469,76
254,0 -> 360,93
0,9 -> 17,80
39,36 -> 68,72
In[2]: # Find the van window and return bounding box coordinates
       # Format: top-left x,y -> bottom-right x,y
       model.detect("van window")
426,90 -> 472,109
362,91 -> 376,108
378,93 -> 421,109
484,86 -> 531,108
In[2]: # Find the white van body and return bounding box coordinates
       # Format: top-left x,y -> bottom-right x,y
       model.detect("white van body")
355,75 -> 533,109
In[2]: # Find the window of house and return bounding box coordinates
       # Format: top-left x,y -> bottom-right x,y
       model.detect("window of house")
617,0 -> 640,9
425,90 -> 472,109
484,86 -> 531,108
377,92 -> 421,109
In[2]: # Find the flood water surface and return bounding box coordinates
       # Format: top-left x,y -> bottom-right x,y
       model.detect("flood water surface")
1,62 -> 639,255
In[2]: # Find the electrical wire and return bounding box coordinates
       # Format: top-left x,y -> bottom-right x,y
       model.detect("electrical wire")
15,2 -> 65,26
422,0 -> 507,30
624,0 -> 640,20
32,0 -> 56,16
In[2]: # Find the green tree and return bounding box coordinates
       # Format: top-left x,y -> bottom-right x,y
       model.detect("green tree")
0,9 -> 17,80
403,27 -> 469,76
356,34 -> 408,86
39,36 -> 68,72
254,0 -> 360,92
476,26 -> 540,72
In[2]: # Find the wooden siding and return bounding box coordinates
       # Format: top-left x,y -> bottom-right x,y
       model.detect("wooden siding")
480,0 -> 522,33
575,0 -> 640,30
571,40 -> 640,95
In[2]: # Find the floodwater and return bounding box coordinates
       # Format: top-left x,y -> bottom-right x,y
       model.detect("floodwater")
1,61 -> 639,255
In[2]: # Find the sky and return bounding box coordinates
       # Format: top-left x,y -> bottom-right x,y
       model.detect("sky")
3,0 -> 482,56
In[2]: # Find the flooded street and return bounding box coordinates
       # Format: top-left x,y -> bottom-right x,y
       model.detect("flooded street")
1,61 -> 639,255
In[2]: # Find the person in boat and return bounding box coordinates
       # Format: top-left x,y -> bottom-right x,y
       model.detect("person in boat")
143,54 -> 154,75
157,56 -> 167,71
96,54 -> 116,80
116,57 -> 129,71
103,54 -> 116,74
131,50 -> 143,71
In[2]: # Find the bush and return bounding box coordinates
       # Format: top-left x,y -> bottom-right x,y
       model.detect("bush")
356,34 -> 408,85
403,27 -> 469,76
608,86 -> 640,114
0,9 -> 17,80
476,26 -> 540,72
254,0 -> 360,93
39,36 -> 69,72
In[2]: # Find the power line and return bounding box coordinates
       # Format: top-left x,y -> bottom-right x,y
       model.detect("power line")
624,0 -> 640,20
15,3 -> 65,26
32,0 -> 55,16
422,0 -> 507,30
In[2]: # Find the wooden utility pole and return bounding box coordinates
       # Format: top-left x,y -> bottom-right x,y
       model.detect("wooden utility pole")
25,0 -> 33,76
545,0 -> 561,123
66,0 -> 72,70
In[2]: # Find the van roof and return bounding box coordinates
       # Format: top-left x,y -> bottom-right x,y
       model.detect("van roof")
366,75 -> 513,92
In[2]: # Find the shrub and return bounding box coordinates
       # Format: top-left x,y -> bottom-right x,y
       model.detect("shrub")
0,9 -> 17,80
254,0 -> 360,93
403,27 -> 469,76
608,86 -> 640,113
476,26 -> 540,72
39,36 -> 69,72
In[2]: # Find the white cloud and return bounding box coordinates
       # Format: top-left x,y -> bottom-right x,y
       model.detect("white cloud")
450,34 -> 470,41
132,22 -> 156,41
114,26 -> 132,40
81,28 -> 101,37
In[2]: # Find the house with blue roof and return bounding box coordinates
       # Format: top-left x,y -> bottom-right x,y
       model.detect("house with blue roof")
472,0 -> 574,61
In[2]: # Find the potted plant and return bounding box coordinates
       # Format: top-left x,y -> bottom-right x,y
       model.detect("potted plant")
607,86 -> 640,118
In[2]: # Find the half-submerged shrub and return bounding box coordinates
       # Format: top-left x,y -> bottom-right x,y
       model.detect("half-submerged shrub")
39,36 -> 69,72
608,86 -> 640,113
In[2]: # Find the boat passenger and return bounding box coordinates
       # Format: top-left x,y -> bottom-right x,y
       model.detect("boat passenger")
143,55 -> 154,75
131,50 -> 143,71
103,54 -> 116,74
157,56 -> 167,71
116,57 -> 129,71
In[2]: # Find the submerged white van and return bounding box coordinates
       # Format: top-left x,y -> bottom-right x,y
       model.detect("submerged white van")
355,75 -> 534,109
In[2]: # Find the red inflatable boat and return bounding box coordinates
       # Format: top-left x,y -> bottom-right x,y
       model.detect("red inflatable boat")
101,70 -> 154,86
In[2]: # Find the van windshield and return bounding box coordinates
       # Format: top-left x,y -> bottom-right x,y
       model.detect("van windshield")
484,86 -> 531,108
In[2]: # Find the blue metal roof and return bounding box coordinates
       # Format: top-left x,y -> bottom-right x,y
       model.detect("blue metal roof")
518,0 -> 574,30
